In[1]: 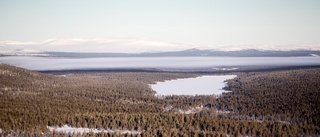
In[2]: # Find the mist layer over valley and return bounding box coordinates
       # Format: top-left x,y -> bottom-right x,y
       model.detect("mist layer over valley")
0,56 -> 319,71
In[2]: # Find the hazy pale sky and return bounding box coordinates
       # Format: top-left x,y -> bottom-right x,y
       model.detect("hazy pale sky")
1,0 -> 320,47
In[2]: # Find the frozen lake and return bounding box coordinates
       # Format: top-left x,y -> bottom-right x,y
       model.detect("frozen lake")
151,75 -> 237,96
0,56 -> 319,71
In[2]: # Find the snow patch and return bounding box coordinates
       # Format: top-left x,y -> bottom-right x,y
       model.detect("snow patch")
178,106 -> 205,114
48,125 -> 142,135
165,106 -> 173,112
215,110 -> 231,114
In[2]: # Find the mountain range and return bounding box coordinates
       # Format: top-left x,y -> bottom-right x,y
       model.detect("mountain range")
0,38 -> 319,57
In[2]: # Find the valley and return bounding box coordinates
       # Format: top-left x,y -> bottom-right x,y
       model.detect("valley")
0,64 -> 319,136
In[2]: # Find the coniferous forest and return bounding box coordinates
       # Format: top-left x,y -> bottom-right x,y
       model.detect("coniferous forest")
0,63 -> 319,136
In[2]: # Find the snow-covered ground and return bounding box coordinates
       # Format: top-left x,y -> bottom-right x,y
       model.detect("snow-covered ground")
151,75 -> 237,96
48,125 -> 142,135
178,106 -> 205,114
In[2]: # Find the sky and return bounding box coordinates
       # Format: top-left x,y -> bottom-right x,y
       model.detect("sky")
0,0 -> 320,52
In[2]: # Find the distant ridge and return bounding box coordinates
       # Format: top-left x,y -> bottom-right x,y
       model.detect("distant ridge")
3,49 -> 318,57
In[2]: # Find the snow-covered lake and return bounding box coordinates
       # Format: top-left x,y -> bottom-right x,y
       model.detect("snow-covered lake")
151,75 -> 236,96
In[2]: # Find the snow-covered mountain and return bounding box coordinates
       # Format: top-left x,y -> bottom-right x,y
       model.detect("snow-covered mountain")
0,38 -> 320,57
0,38 -> 195,53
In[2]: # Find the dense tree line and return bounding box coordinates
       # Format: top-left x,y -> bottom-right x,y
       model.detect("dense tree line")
221,69 -> 320,126
0,64 -> 319,136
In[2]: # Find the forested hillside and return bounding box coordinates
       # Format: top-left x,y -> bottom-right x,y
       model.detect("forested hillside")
0,63 -> 319,136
